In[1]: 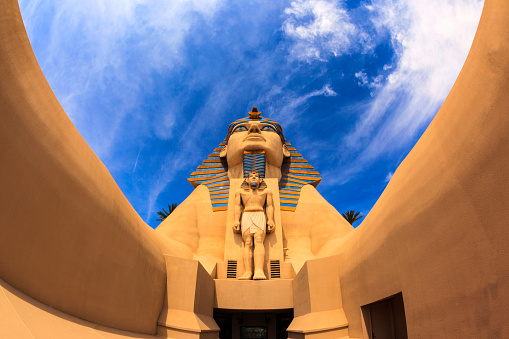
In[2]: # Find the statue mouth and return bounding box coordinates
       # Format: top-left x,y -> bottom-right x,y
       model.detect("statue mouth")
244,134 -> 266,141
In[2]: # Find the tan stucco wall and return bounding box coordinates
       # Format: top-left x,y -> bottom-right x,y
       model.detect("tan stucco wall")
214,279 -> 294,310
0,277 -> 164,339
158,256 -> 219,336
0,1 -> 166,334
155,184 -> 228,274
288,255 -> 349,337
282,185 -> 353,272
319,0 -> 509,337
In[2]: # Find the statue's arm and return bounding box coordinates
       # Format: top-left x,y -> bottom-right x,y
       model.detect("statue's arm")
233,190 -> 242,233
266,189 -> 275,234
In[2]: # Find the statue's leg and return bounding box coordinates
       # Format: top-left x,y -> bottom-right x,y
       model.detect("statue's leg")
253,228 -> 267,280
239,231 -> 253,279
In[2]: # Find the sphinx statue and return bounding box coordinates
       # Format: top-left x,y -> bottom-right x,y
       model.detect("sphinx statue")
156,108 -> 354,274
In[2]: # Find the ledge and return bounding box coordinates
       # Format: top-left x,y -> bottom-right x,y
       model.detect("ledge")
214,279 -> 293,310
287,309 -> 348,333
158,309 -> 219,333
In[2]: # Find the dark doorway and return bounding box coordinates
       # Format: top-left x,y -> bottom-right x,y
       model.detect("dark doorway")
214,309 -> 293,339
362,293 -> 408,339
215,311 -> 233,339
276,311 -> 293,339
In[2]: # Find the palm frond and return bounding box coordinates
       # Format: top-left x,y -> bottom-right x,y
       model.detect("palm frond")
156,203 -> 178,222
341,210 -> 363,225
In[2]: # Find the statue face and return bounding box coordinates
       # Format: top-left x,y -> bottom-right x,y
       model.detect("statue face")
223,121 -> 289,168
247,172 -> 261,188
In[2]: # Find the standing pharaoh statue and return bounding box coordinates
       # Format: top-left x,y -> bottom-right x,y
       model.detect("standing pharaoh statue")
233,170 -> 275,280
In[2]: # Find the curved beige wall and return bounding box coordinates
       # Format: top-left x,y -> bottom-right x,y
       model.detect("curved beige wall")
0,1 -> 166,334
328,0 -> 509,337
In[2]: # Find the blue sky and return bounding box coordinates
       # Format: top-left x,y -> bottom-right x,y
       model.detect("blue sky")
19,0 -> 483,228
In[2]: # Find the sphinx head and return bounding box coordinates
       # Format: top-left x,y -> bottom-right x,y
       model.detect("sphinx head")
188,107 -> 321,211
220,108 -> 291,177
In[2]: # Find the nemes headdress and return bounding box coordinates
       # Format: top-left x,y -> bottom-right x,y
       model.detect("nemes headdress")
188,108 -> 321,212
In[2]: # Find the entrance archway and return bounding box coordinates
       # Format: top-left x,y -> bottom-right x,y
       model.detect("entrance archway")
214,309 -> 294,339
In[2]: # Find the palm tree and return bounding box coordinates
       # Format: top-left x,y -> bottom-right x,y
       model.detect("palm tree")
341,210 -> 363,225
156,203 -> 178,222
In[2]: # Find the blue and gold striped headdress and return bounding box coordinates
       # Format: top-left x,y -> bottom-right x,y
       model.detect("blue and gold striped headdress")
188,108 -> 321,212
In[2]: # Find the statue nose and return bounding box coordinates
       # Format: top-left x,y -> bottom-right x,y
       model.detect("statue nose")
248,124 -> 261,134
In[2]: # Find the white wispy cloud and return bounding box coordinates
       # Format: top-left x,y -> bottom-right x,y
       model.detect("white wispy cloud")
282,0 -> 368,61
355,70 -> 384,89
255,84 -> 338,126
154,108 -> 178,140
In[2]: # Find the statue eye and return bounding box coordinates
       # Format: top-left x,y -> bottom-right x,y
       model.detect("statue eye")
261,125 -> 276,132
233,125 -> 248,133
